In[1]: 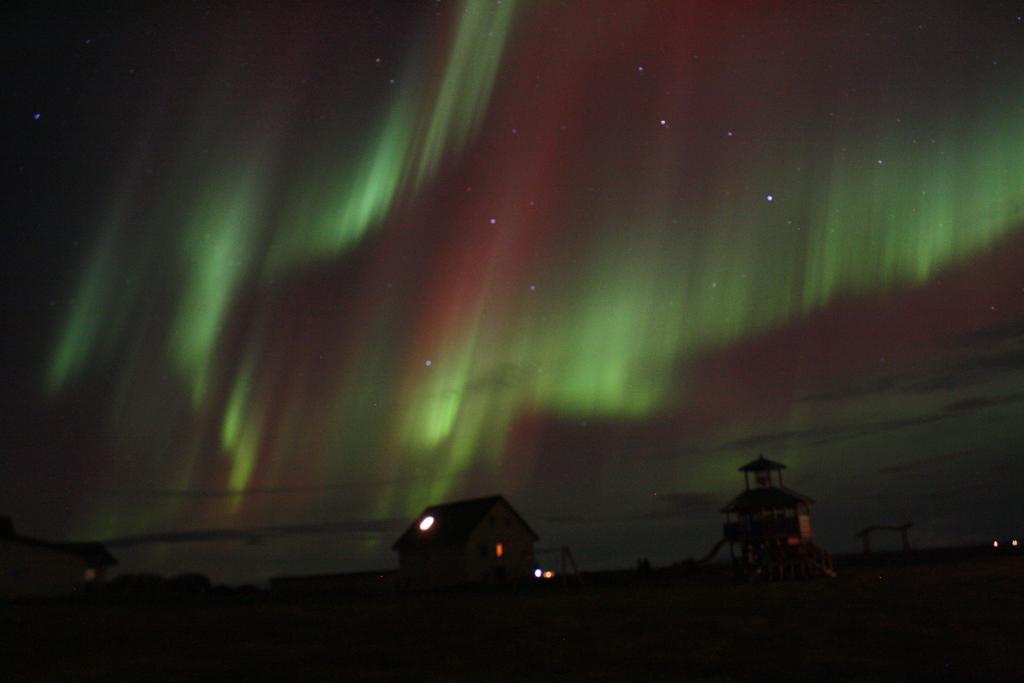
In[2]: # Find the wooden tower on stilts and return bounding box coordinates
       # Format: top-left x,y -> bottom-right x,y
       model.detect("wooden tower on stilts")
721,455 -> 836,581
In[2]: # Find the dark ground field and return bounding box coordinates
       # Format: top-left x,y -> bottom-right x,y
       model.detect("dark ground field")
3,556 -> 1022,682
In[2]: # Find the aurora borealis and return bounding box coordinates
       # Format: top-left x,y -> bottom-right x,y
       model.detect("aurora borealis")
6,1 -> 1024,582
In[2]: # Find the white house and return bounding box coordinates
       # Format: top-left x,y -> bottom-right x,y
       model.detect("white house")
392,495 -> 538,589
0,517 -> 117,599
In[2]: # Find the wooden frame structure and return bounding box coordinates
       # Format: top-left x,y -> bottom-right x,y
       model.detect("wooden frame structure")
532,545 -> 583,586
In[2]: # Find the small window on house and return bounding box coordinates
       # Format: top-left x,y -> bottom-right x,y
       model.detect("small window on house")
495,542 -> 504,558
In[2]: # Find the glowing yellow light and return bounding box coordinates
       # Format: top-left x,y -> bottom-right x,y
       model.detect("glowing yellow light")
993,540 -> 999,548
543,571 -> 554,579
419,515 -> 435,531
1013,540 -> 1020,547
495,542 -> 504,558
534,568 -> 542,578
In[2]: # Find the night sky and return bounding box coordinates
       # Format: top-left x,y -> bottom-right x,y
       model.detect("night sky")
5,1 -> 1024,583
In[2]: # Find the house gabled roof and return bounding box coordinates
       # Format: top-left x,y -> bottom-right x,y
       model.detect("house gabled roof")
54,542 -> 118,568
721,486 -> 813,513
392,495 -> 539,551
0,517 -> 117,567
739,455 -> 787,472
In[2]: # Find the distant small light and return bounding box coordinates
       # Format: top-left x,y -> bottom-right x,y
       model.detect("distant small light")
534,568 -> 542,578
766,194 -> 774,202
424,359 -> 432,367
489,217 -> 497,224
33,112 -> 41,121
726,130 -> 734,137
543,571 -> 555,579
419,516 -> 435,531
993,540 -> 999,548
1013,539 -> 1020,547
637,65 -> 645,72
529,284 -> 536,291
495,542 -> 504,558
659,119 -> 668,127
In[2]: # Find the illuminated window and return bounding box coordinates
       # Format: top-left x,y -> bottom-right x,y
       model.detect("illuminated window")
495,542 -> 504,558
419,515 -> 435,531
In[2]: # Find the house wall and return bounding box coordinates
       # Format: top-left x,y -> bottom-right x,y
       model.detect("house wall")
0,540 -> 89,599
464,500 -> 536,584
399,544 -> 468,589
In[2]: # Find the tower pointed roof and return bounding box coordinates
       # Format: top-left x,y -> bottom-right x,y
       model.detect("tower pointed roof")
739,455 -> 787,472
721,486 -> 814,513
